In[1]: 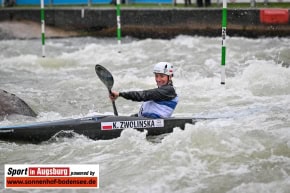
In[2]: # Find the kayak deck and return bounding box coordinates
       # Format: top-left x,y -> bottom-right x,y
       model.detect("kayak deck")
0,116 -> 196,144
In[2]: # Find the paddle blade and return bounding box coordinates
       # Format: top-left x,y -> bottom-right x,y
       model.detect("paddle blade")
95,64 -> 114,90
95,64 -> 118,116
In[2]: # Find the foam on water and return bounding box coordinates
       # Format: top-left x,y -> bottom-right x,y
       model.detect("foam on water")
1,36 -> 290,193
240,60 -> 290,96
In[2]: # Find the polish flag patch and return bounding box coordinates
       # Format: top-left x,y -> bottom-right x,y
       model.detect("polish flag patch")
101,123 -> 113,130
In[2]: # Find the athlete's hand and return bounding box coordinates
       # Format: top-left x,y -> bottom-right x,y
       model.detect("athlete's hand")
109,91 -> 119,101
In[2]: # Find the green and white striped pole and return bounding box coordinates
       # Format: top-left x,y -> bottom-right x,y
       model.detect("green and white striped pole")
116,0 -> 121,51
221,0 -> 227,85
41,0 -> 46,57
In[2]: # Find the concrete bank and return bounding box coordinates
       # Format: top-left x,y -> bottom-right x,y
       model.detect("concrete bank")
0,8 -> 289,39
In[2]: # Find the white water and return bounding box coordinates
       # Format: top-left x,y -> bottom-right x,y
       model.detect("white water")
0,36 -> 290,193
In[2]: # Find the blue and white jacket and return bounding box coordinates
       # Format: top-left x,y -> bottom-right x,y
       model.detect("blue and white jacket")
119,83 -> 178,118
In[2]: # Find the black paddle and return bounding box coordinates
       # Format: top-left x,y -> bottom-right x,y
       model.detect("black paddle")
95,64 -> 118,116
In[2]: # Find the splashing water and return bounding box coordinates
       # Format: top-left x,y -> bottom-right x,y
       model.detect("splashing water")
0,36 -> 290,193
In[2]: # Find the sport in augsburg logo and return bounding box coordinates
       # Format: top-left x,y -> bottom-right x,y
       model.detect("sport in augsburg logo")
4,164 -> 99,189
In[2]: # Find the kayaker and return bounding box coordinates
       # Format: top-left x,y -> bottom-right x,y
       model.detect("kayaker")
109,62 -> 178,118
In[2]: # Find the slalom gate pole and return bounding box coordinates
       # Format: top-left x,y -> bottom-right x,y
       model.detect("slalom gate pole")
116,0 -> 121,52
41,0 -> 46,57
221,0 -> 227,85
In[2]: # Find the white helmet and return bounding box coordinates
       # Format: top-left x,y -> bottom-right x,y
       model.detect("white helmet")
153,62 -> 174,76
